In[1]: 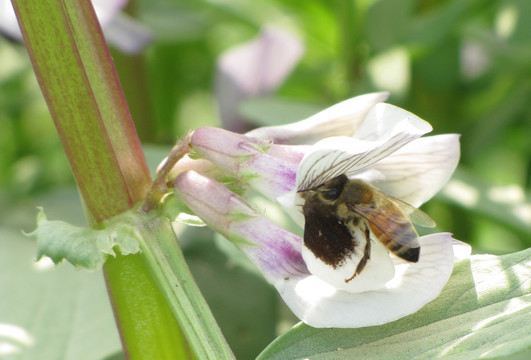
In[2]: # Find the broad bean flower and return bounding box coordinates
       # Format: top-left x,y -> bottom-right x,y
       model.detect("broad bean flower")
173,93 -> 470,328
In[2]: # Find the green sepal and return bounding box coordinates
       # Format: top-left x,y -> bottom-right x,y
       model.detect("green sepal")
29,208 -> 141,270
162,194 -> 206,227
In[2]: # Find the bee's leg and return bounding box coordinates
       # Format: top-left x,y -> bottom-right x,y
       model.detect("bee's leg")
345,224 -> 371,282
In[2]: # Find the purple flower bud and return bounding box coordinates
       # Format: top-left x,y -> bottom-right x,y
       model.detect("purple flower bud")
190,127 -> 305,199
174,171 -> 307,281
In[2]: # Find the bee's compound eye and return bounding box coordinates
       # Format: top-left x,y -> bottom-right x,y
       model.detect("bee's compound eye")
320,187 -> 340,200
317,174 -> 348,200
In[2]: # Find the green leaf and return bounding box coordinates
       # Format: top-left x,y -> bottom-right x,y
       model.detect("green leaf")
29,208 -> 141,270
25,204 -> 236,359
403,0 -> 477,46
0,229 -> 121,360
365,0 -> 414,52
257,248 -> 531,360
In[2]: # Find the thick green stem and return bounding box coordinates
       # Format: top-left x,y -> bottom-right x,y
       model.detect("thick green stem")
137,216 -> 235,360
12,0 -> 150,222
104,253 -> 194,359
11,1 -> 231,358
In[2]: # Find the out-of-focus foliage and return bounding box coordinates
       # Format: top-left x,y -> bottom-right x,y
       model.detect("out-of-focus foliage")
1,0 -> 530,358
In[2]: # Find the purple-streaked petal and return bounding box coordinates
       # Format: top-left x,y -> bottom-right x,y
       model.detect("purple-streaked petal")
275,233 -> 458,328
296,104 -> 433,191
243,141 -> 308,198
174,170 -> 255,231
231,219 -> 309,282
355,134 -> 460,207
174,171 -> 308,281
246,92 -> 389,145
216,26 -> 304,132
191,127 -> 271,174
191,127 -> 305,199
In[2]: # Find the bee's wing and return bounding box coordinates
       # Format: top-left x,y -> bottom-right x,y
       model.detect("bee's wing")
350,201 -> 421,262
386,195 -> 436,228
364,188 -> 436,228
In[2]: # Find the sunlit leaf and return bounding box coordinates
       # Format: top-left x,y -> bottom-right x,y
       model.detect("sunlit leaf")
0,229 -> 121,360
257,248 -> 531,360
29,208 -> 141,270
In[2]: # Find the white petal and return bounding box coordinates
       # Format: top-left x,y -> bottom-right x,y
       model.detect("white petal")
232,217 -> 308,281
296,104 -> 433,191
0,0 -> 131,43
356,102 -> 432,141
0,0 -> 23,40
92,0 -> 127,27
301,240 -> 395,293
355,134 -> 460,207
103,14 -> 153,54
452,239 -> 472,261
275,233 -> 455,328
246,92 -> 389,145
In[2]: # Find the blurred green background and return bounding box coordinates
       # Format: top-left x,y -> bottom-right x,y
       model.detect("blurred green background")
1,0 -> 530,359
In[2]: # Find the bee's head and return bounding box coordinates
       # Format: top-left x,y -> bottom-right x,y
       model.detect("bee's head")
315,174 -> 349,201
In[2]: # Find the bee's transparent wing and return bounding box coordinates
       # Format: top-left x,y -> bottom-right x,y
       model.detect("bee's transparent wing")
296,104 -> 432,191
385,194 -> 436,228
356,185 -> 436,228
297,135 -> 412,191
350,201 -> 420,262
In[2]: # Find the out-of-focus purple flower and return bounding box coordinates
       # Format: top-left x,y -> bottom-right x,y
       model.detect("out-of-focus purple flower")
216,26 -> 304,132
172,94 -> 469,328
0,0 -> 152,54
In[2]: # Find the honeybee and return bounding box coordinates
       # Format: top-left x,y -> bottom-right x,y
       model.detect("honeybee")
299,174 -> 435,282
